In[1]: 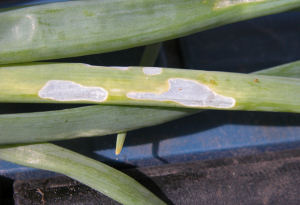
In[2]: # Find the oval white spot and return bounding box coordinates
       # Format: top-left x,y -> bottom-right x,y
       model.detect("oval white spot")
127,78 -> 235,108
39,80 -> 108,102
143,67 -> 162,76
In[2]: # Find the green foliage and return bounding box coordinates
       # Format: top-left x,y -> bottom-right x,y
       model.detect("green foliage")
1,0 -> 299,64
0,0 -> 299,204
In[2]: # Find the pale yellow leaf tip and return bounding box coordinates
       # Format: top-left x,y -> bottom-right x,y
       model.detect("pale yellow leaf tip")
115,132 -> 127,155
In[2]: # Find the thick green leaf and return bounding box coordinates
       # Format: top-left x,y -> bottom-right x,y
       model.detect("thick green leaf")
0,61 -> 299,144
1,0 -> 300,64
0,143 -> 166,205
0,105 -> 194,144
0,63 -> 300,113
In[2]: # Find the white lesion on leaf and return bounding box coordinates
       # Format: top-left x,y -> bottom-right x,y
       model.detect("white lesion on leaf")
38,80 -> 108,102
214,0 -> 265,9
143,67 -> 162,76
127,78 -> 235,108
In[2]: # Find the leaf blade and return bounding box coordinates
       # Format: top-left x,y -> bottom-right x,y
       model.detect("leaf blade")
0,63 -> 299,112
1,0 -> 300,64
0,143 -> 166,205
0,60 -> 299,144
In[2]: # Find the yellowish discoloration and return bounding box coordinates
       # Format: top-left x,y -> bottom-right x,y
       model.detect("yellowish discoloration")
143,67 -> 162,76
110,88 -> 122,92
127,78 -> 235,108
39,80 -> 108,102
215,0 -> 265,9
210,79 -> 218,85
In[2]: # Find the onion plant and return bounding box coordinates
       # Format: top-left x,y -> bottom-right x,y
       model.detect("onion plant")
0,0 -> 299,204
1,0 -> 300,64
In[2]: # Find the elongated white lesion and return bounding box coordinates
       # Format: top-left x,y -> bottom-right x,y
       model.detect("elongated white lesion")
127,78 -> 235,108
82,63 -> 129,71
38,80 -> 108,102
215,0 -> 264,9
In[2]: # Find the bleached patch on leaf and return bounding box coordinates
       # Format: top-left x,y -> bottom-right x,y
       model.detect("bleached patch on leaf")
127,78 -> 235,108
215,0 -> 264,9
143,67 -> 162,76
39,80 -> 108,102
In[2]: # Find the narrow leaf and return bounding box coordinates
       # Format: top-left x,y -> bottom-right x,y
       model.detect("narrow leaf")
0,105 -> 194,144
139,43 -> 162,67
253,60 -> 300,78
0,143 -> 166,205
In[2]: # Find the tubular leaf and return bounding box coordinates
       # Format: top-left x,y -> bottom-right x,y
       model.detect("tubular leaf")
1,0 -> 300,64
0,61 -> 299,144
0,63 -> 299,113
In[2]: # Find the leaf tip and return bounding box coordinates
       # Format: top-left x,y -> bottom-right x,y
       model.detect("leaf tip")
115,132 -> 127,155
